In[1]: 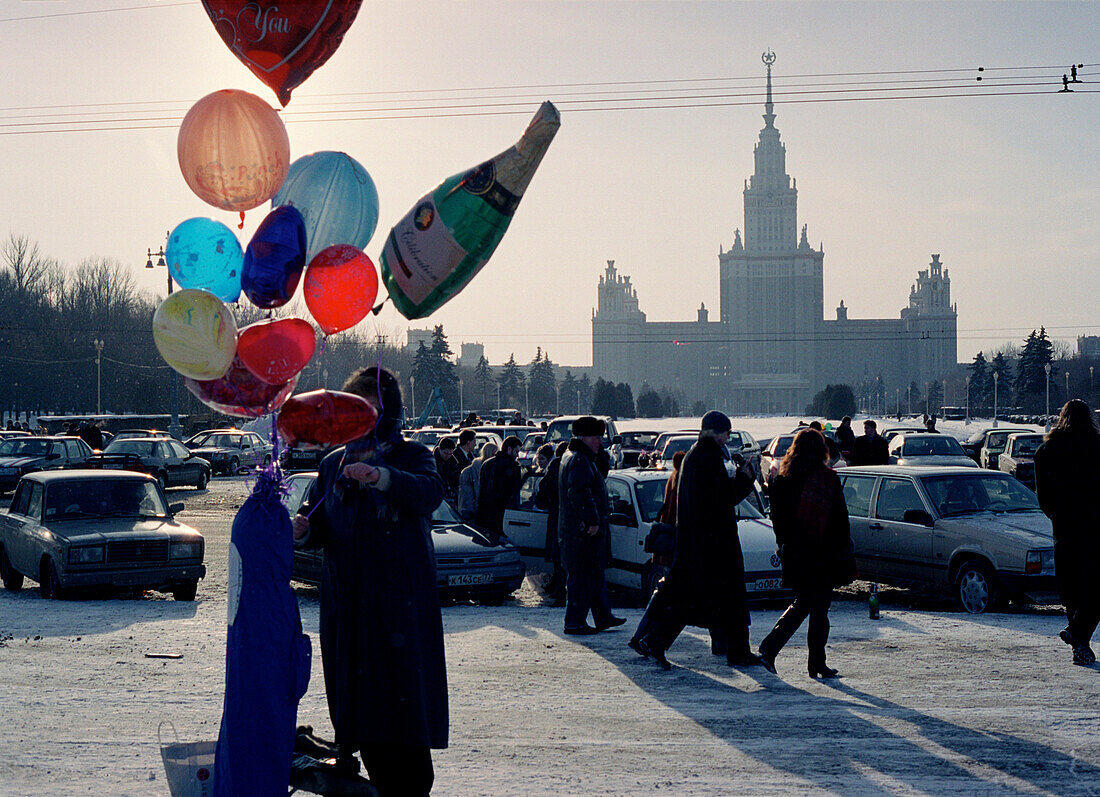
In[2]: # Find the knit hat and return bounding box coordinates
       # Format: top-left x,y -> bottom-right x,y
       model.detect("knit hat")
700,410 -> 732,433
571,416 -> 605,437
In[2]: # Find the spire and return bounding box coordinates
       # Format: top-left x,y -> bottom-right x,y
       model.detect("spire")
762,49 -> 776,128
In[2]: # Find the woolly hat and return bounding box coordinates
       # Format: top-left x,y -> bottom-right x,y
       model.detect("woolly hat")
700,410 -> 732,433
571,416 -> 605,437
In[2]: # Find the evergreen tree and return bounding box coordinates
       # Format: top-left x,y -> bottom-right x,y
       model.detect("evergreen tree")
496,354 -> 526,409
411,341 -> 436,416
906,381 -> 923,414
660,391 -> 680,417
527,347 -> 558,415
926,380 -> 944,415
968,351 -> 992,412
691,400 -> 708,416
1014,328 -> 1054,412
636,383 -> 662,418
590,378 -> 616,416
474,355 -> 494,410
430,325 -> 459,412
614,382 -> 635,417
559,370 -> 578,414
990,352 -> 1013,414
806,384 -> 857,418
577,374 -> 593,413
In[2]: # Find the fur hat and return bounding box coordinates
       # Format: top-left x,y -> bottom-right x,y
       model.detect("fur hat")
700,410 -> 732,434
571,416 -> 605,437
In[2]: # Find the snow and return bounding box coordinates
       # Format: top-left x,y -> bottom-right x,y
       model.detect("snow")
2,475 -> 1096,796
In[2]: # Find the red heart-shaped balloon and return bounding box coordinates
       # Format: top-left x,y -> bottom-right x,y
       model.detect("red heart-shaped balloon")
202,1 -> 363,106
277,389 -> 377,448
184,355 -> 298,419
237,317 -> 318,385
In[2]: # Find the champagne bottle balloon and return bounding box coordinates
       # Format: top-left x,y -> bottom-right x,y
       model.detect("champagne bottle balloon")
869,583 -> 880,619
381,101 -> 561,319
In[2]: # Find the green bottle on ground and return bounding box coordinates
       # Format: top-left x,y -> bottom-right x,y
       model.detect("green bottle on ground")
869,583 -> 880,619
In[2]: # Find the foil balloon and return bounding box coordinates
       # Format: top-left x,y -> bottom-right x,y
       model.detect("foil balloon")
271,151 -> 379,263
277,390 -> 377,448
153,289 -> 238,381
201,1 -> 364,107
302,245 -> 378,336
236,317 -> 317,385
241,205 -> 307,308
177,90 -> 290,212
166,218 -> 243,302
185,355 -> 298,418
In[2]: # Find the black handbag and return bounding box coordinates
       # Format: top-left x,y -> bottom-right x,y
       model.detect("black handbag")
644,521 -> 676,555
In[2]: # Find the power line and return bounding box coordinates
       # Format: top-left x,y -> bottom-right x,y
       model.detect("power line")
0,2 -> 191,23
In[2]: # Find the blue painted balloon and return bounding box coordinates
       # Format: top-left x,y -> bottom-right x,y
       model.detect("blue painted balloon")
271,151 -> 379,263
165,218 -> 243,302
241,205 -> 308,309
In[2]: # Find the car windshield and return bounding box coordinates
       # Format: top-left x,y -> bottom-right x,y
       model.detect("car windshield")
901,435 -> 966,457
413,430 -> 447,446
1010,436 -> 1044,456
44,479 -> 167,519
622,432 -> 659,448
432,500 -> 462,524
0,439 -> 51,457
105,440 -> 157,456
661,437 -> 695,457
202,434 -> 242,448
771,436 -> 794,457
920,473 -> 1040,517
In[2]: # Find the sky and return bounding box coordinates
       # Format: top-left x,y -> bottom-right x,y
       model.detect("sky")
1,1 -> 1097,370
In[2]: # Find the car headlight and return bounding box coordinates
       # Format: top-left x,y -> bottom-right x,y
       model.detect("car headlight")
211,452 -> 228,460
170,540 -> 203,559
68,546 -> 105,564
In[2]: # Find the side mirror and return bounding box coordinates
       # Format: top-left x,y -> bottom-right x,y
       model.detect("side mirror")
903,509 -> 934,527
169,502 -> 185,515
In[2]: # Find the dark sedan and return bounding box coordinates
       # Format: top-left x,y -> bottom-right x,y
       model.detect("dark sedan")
87,438 -> 211,490
0,436 -> 93,493
0,470 -> 206,600
186,429 -> 273,476
284,472 -> 526,604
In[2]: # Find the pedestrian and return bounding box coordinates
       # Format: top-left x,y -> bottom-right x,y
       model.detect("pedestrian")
432,437 -> 462,502
835,416 -> 855,459
559,416 -> 625,635
637,452 -> 651,469
292,366 -> 447,796
532,442 -> 554,476
758,429 -> 854,677
535,440 -> 569,606
630,411 -> 762,669
1034,399 -> 1100,666
458,442 -> 497,522
477,435 -> 523,539
849,419 -> 889,466
454,429 -> 477,471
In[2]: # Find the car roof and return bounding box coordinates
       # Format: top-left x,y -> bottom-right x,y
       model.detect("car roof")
21,469 -> 156,483
841,465 -> 1012,476
109,437 -> 166,443
606,468 -> 672,482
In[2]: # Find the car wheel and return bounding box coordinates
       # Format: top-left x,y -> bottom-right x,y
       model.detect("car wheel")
196,470 -> 208,490
229,457 -> 240,475
39,558 -> 66,600
1,546 -> 24,592
172,580 -> 198,601
955,559 -> 998,614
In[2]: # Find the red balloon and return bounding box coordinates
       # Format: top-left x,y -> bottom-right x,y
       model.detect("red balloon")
303,245 -> 378,336
237,317 -> 317,385
277,389 -> 377,448
185,355 -> 298,418
202,1 -> 364,106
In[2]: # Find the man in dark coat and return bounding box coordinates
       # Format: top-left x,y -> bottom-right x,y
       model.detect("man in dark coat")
559,417 -> 625,634
293,367 -> 447,795
453,429 -> 477,471
433,437 -> 462,503
535,440 -> 569,605
849,419 -> 889,466
632,411 -> 762,668
835,416 -> 856,459
1034,399 -> 1100,666
477,435 -> 523,539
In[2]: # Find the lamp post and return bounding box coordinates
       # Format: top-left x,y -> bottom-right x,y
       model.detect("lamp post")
555,382 -> 560,415
896,387 -> 900,417
992,371 -> 999,427
1091,365 -> 1095,399
145,233 -> 180,439
524,382 -> 529,418
907,385 -> 912,416
93,338 -> 105,415
965,374 -> 971,422
576,389 -> 581,414
1065,371 -> 1070,403
1045,362 -> 1052,428
458,379 -> 464,419
409,376 -> 416,419
496,382 -> 501,413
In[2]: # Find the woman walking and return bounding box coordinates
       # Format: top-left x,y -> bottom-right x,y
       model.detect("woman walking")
1034,399 -> 1100,666
758,428 -> 852,677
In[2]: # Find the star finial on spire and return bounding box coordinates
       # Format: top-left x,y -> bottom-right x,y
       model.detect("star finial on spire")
762,50 -> 776,127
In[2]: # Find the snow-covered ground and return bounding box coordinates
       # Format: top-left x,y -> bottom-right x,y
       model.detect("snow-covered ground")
2,469 -> 1095,796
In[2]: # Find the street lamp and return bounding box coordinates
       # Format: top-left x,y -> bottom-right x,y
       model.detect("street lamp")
93,339 -> 105,415
965,375 -> 971,422
145,232 -> 180,439
896,387 -> 900,417
1065,371 -> 1070,402
524,383 -> 529,418
496,382 -> 501,412
1045,362 -> 1052,427
576,389 -> 581,414
458,379 -> 464,419
907,385 -> 912,415
409,376 -> 416,419
992,371 -> 999,427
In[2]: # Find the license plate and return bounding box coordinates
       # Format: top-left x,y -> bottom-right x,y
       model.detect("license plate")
748,577 -> 783,592
448,573 -> 493,586
104,463 -> 125,470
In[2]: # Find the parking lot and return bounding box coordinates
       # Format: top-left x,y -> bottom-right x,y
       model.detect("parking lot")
1,476 -> 1098,795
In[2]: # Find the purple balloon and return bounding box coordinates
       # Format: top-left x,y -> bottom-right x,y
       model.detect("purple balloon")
242,205 -> 307,308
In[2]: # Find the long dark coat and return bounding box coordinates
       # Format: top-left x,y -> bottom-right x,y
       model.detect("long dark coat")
663,435 -> 754,628
1034,433 -> 1100,611
477,452 -> 522,535
535,456 -> 562,563
768,467 -> 852,591
299,439 -> 448,750
558,438 -> 610,573
850,434 -> 889,466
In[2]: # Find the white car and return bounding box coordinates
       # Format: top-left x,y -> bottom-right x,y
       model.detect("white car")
886,433 -> 979,468
502,467 -> 785,601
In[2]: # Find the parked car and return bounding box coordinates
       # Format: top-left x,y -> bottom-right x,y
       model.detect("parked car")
653,434 -> 697,466
112,429 -> 172,441
280,444 -> 334,472
960,427 -> 1033,468
615,430 -> 660,468
516,432 -> 546,468
997,433 -> 1045,489
409,428 -> 455,447
759,434 -> 796,490
0,436 -> 94,493
283,473 -> 525,604
545,416 -> 622,467
473,424 -> 542,443
0,430 -> 32,441
838,465 -> 1057,613
882,426 -> 927,445
886,433 -> 979,468
85,437 -> 211,490
185,429 -> 273,475
0,470 -> 206,600
501,467 -> 785,601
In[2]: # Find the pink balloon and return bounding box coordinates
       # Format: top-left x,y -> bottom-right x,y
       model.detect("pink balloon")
236,317 -> 317,385
185,355 -> 298,418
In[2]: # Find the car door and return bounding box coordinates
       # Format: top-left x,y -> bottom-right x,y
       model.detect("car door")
605,476 -> 644,591
10,482 -> 44,576
839,474 -> 879,579
502,473 -> 548,558
870,477 -> 936,584
168,441 -> 196,483
2,482 -> 34,574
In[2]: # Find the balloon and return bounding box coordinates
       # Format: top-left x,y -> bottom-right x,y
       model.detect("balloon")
201,1 -> 364,107
165,218 -> 243,302
271,151 -> 379,263
380,102 -> 559,319
177,90 -> 290,212
303,245 -> 378,335
236,317 -> 317,385
277,390 -> 377,448
153,289 -> 238,380
242,206 -> 307,308
185,355 -> 298,418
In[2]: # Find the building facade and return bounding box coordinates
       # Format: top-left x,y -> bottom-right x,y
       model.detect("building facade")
592,52 -> 958,413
